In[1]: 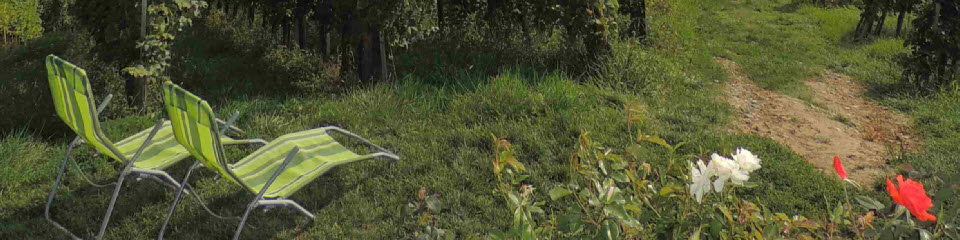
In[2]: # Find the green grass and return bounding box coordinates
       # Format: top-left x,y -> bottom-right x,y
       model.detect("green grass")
7,0 -> 956,238
0,69 -> 845,238
701,0 -> 959,225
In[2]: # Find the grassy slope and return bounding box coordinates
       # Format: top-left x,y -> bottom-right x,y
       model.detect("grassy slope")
706,0 -> 959,222
706,0 -> 958,186
7,0 -> 958,238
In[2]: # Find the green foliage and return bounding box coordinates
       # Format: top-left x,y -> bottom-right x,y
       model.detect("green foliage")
489,135 -> 545,240
123,0 -> 207,83
405,187 -> 456,240
548,131 -> 645,238
901,1 -> 960,91
485,119 -> 954,239
0,0 -> 43,45
0,29 -> 129,137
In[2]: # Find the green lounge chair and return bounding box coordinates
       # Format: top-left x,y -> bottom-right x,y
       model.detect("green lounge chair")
158,81 -> 399,239
42,55 -> 267,240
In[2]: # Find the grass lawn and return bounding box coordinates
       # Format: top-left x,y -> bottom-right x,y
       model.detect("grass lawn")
1,0 -> 956,239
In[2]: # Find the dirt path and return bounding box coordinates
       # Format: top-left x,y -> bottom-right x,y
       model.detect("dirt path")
717,58 -> 914,184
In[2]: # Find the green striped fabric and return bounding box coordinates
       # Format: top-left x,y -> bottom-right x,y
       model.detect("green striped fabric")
45,55 -> 121,160
162,81 -> 245,187
162,81 -> 374,199
230,128 -> 362,198
44,55 -> 227,170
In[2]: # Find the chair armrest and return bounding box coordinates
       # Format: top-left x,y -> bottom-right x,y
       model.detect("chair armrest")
96,94 -> 114,115
216,111 -> 245,135
256,147 -> 300,197
223,138 -> 269,146
322,127 -> 399,159
120,119 -> 165,173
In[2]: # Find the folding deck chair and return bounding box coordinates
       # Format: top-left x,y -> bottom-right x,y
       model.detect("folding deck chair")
42,55 -> 267,240
158,81 -> 400,239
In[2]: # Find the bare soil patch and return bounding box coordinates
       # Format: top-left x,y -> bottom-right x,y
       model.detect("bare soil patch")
717,58 -> 914,184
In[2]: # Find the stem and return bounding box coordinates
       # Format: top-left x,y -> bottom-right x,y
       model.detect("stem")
843,183 -> 850,208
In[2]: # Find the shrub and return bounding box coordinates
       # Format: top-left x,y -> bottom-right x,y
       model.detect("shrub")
901,1 -> 960,92
0,30 -> 128,137
0,0 -> 43,46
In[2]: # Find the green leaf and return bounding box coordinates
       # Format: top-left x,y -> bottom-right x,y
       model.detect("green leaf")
488,230 -> 506,240
659,185 -> 682,197
604,204 -> 640,228
611,172 -> 629,183
559,206 -> 584,233
762,223 -> 780,240
689,225 -> 703,240
549,187 -> 573,200
425,195 -> 442,212
637,134 -> 672,150
507,192 -> 521,207
740,181 -> 760,189
830,201 -> 844,223
855,195 -> 886,210
919,229 -> 934,240
709,220 -> 722,237
596,220 -> 621,240
529,205 -> 545,214
716,205 -> 735,224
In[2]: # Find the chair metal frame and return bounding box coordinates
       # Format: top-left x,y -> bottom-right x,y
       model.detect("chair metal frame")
44,96 -> 266,240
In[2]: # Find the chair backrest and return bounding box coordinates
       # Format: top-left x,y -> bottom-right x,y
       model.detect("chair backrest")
162,81 -> 246,187
45,55 -> 123,161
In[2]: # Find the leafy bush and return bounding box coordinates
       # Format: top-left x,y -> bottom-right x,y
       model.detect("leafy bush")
0,0 -> 43,45
0,30 -> 128,137
901,0 -> 960,92
473,105 -> 957,239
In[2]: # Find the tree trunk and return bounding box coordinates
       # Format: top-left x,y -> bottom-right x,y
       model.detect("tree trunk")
295,15 -> 307,49
316,8 -> 332,56
281,17 -> 292,47
126,0 -> 149,110
875,11 -> 887,36
853,14 -> 867,36
486,0 -> 500,23
125,75 -> 147,110
437,0 -> 444,30
340,13 -> 358,81
896,9 -> 906,37
356,24 -> 389,83
626,0 -> 648,40
224,1 -> 231,18
261,8 -> 270,30
230,2 -> 239,19
862,14 -> 875,38
295,0 -> 308,49
248,3 -> 255,28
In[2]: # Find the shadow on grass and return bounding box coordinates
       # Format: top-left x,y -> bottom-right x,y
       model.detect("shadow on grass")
0,165 -> 357,239
774,1 -> 804,13
163,172 -> 351,239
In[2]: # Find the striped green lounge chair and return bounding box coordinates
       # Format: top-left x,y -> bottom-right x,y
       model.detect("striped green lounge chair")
158,81 -> 399,239
42,55 -> 267,240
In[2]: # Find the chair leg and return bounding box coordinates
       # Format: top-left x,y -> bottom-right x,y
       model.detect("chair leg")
233,198 -> 260,240
97,119 -> 164,239
285,201 -> 315,220
95,172 -> 128,240
158,161 -> 201,240
44,138 -> 82,240
258,199 -> 316,219
234,148 -> 300,240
